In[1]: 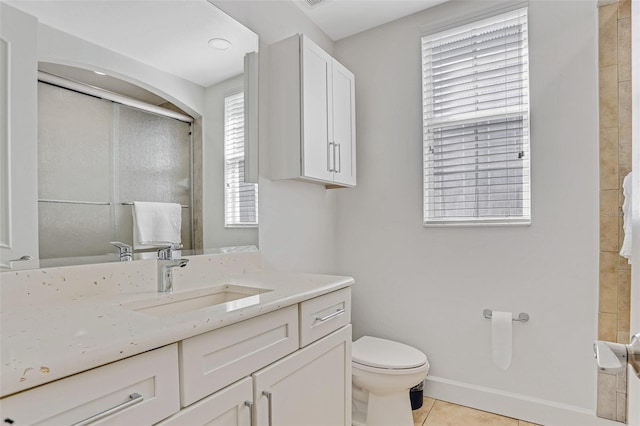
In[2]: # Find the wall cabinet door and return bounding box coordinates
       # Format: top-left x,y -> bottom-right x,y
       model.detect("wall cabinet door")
331,60 -> 356,187
158,377 -> 252,426
253,326 -> 352,426
301,36 -> 334,183
300,36 -> 356,187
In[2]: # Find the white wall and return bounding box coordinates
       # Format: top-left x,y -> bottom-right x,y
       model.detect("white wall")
334,1 -> 601,424
212,0 -> 339,273
203,74 -> 259,249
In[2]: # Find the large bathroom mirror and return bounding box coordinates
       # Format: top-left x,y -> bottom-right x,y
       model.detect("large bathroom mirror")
1,0 -> 259,269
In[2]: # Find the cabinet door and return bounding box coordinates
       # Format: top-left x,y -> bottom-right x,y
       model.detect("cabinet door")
253,326 -> 352,426
158,377 -> 252,426
301,36 -> 334,183
0,4 -> 39,270
331,60 -> 356,187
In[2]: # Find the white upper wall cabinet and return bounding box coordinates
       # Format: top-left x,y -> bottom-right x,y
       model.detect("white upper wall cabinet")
269,34 -> 356,188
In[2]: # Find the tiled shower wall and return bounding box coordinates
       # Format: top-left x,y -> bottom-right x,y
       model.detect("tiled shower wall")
597,0 -> 632,422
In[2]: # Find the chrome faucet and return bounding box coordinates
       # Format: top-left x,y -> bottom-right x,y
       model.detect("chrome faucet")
110,241 -> 133,262
157,245 -> 189,293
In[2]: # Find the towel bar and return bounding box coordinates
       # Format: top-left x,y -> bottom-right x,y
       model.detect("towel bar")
121,202 -> 189,208
483,309 -> 529,322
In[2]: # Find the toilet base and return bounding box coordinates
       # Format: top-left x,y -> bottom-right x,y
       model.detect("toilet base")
352,383 -> 414,426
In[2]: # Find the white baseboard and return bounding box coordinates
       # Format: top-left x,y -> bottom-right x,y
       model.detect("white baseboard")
424,376 -> 621,426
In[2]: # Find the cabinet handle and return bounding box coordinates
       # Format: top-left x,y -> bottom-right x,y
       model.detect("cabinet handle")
316,308 -> 345,322
10,256 -> 33,261
327,142 -> 335,172
71,392 -> 143,426
336,143 -> 341,173
262,391 -> 273,426
244,400 -> 253,426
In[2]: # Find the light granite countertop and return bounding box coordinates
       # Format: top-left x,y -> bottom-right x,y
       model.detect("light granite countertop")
0,253 -> 354,397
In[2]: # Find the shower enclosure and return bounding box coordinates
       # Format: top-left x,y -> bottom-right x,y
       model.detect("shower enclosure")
37,81 -> 193,260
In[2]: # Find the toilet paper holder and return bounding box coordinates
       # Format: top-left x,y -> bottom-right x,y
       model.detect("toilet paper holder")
483,309 -> 529,322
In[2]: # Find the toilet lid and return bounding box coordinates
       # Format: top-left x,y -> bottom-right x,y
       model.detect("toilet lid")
352,336 -> 427,369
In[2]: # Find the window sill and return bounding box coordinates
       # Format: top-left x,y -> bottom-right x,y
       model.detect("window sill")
423,220 -> 531,228
224,224 -> 258,229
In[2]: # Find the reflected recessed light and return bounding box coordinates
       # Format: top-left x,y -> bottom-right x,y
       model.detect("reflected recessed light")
94,71 -> 106,76
208,38 -> 231,50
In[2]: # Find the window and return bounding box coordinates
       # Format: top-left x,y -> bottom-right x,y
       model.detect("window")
224,91 -> 258,227
422,7 -> 530,225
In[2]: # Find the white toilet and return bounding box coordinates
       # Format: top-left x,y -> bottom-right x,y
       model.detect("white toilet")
352,336 -> 429,426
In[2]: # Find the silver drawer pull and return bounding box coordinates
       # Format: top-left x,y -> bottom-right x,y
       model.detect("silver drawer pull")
315,308 -> 345,322
262,391 -> 273,426
71,392 -> 143,426
244,400 -> 253,426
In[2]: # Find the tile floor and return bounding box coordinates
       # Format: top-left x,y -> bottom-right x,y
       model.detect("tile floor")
413,398 -> 540,426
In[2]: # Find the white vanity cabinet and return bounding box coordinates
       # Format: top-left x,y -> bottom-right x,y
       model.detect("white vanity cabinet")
269,34 -> 356,188
0,287 -> 352,426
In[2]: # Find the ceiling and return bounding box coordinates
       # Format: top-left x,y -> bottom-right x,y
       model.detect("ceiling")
7,0 -> 445,90
291,0 -> 449,41
6,0 -> 258,88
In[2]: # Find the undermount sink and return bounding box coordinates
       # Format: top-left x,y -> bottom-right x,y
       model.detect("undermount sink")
123,285 -> 272,317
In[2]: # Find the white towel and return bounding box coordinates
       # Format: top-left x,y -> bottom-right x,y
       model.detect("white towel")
133,201 -> 182,249
620,172 -> 632,264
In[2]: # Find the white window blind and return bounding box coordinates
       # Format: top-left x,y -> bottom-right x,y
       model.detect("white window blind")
224,91 -> 258,227
422,7 -> 530,225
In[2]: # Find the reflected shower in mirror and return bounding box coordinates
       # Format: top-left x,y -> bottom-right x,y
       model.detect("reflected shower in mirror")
2,0 -> 259,268
37,79 -> 193,259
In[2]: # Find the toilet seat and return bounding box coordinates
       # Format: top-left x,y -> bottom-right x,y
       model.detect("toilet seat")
353,336 -> 427,370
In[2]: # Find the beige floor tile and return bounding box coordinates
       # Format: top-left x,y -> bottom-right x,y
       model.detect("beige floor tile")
424,401 -> 517,426
518,421 -> 540,426
413,397 -> 436,426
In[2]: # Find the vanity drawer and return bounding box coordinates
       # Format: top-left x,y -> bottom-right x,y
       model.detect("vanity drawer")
299,288 -> 351,347
180,305 -> 299,406
0,344 -> 180,426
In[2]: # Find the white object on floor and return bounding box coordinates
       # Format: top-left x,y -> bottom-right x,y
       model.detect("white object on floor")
133,201 -> 182,249
351,336 -> 429,426
492,311 -> 512,370
620,171 -> 632,264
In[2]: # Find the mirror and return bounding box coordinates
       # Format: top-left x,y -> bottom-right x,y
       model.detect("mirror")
1,0 -> 259,268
